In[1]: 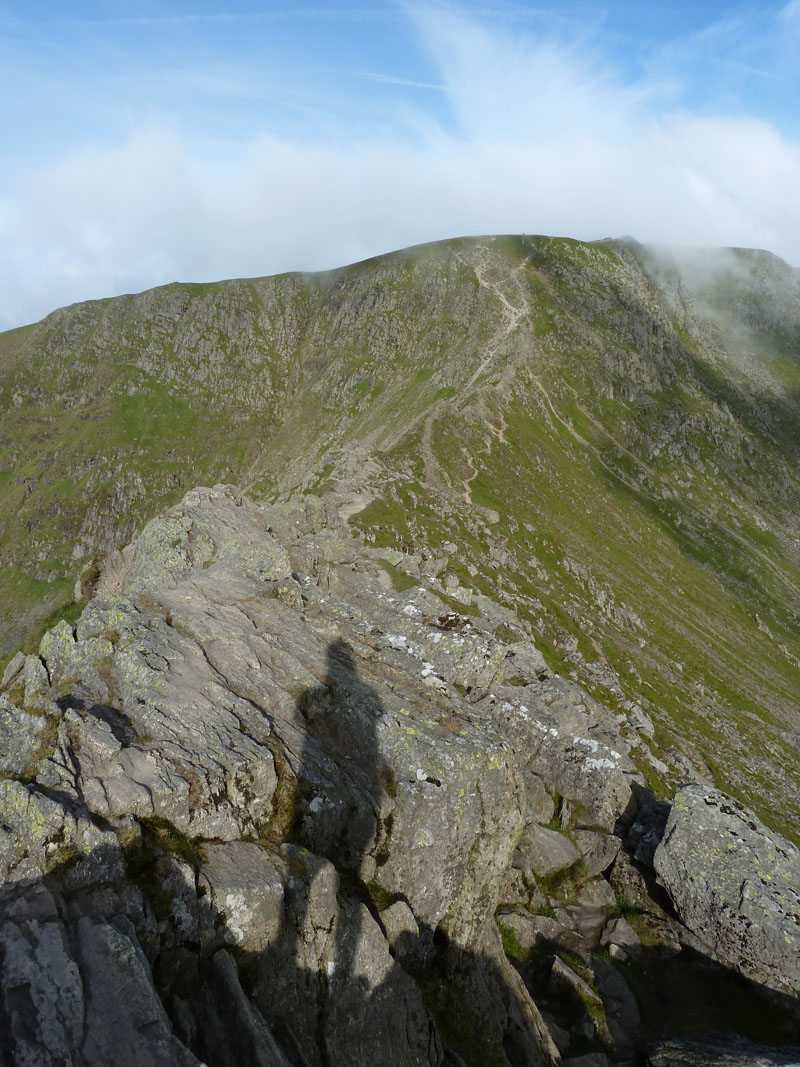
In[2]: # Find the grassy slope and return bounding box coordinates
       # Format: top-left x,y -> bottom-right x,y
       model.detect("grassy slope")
349,236 -> 800,836
2,234 -> 799,837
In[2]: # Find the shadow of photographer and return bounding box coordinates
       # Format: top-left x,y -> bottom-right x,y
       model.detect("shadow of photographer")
3,639 -> 799,1067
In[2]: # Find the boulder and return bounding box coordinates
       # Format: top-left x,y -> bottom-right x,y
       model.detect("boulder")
519,823 -> 581,879
0,695 -> 48,776
573,830 -> 622,879
0,911 -> 201,1067
525,770 -> 556,825
553,878 -> 617,943
198,842 -> 285,951
654,785 -> 800,997
497,911 -> 585,958
0,484 -> 654,1066
609,848 -> 670,919
0,650 -> 26,691
600,916 -> 641,959
181,949 -> 293,1067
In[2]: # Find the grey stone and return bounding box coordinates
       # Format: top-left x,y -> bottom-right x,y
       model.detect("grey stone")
519,823 -> 581,879
0,650 -> 26,691
0,484 -> 655,1065
547,955 -> 613,1047
23,654 -> 51,708
497,911 -> 585,957
573,830 -> 622,879
563,1057 -> 610,1067
198,842 -> 285,952
77,915 -> 200,1066
183,949 -> 293,1067
0,695 -> 46,776
501,642 -> 548,686
647,1034 -> 800,1067
500,858 -> 537,907
600,916 -> 641,958
654,784 -> 800,997
525,770 -> 556,824
591,956 -> 640,1058
627,791 -> 669,868
124,485 -> 292,596
548,955 -> 602,1007
554,878 -> 617,944
467,921 -> 561,1066
39,619 -> 77,687
0,907 -> 201,1067
540,1011 -> 570,1054
626,704 -> 654,739
381,899 -> 419,950
247,844 -> 444,1067
160,857 -> 201,942
609,849 -> 669,919
0,917 -> 84,1066
0,778 -> 122,886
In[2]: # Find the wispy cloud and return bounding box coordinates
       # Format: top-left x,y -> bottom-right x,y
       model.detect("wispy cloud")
351,71 -> 447,90
3,8 -> 397,29
1,2 -> 799,329
715,58 -> 786,82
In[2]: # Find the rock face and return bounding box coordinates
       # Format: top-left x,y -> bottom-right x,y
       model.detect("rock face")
654,784 -> 800,997
0,486 -> 607,1066
1,485 -> 799,1065
647,1034 -> 800,1067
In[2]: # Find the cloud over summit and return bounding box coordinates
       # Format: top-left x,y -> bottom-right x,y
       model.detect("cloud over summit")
1,2 -> 799,329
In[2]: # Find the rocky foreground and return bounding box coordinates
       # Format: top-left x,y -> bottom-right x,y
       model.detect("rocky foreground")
1,485 -> 799,1066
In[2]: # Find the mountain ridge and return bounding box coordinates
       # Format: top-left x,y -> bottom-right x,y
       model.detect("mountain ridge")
2,233 -> 800,841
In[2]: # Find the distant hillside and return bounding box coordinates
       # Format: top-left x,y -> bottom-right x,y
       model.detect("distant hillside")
2,234 -> 800,837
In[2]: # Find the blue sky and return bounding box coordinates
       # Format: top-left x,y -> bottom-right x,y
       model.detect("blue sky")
1,1 -> 799,327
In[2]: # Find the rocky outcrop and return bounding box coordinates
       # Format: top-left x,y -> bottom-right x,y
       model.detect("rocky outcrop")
0,486 -> 631,1065
647,1034 -> 800,1067
1,486 -> 798,1065
654,784 -> 800,998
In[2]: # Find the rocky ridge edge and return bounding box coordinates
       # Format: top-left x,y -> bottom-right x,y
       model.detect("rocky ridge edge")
0,485 -> 798,1066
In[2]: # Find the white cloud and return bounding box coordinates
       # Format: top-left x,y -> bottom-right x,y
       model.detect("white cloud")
1,3 -> 799,329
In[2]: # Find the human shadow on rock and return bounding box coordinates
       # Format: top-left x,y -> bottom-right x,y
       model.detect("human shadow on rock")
234,637 -> 553,1067
4,641 -> 799,1067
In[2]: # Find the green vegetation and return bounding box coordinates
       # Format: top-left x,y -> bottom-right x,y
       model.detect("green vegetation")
2,232 -> 799,840
613,891 -> 646,921
529,901 -> 557,919
0,568 -> 77,678
496,919 -> 526,960
121,814 -> 208,920
365,880 -> 399,912
134,815 -> 208,867
376,558 -> 419,592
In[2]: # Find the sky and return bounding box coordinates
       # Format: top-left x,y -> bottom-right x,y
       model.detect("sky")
1,0 -> 799,328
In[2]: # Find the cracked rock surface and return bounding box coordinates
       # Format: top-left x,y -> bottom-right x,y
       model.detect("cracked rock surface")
654,783 -> 800,997
0,485 -> 798,1065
